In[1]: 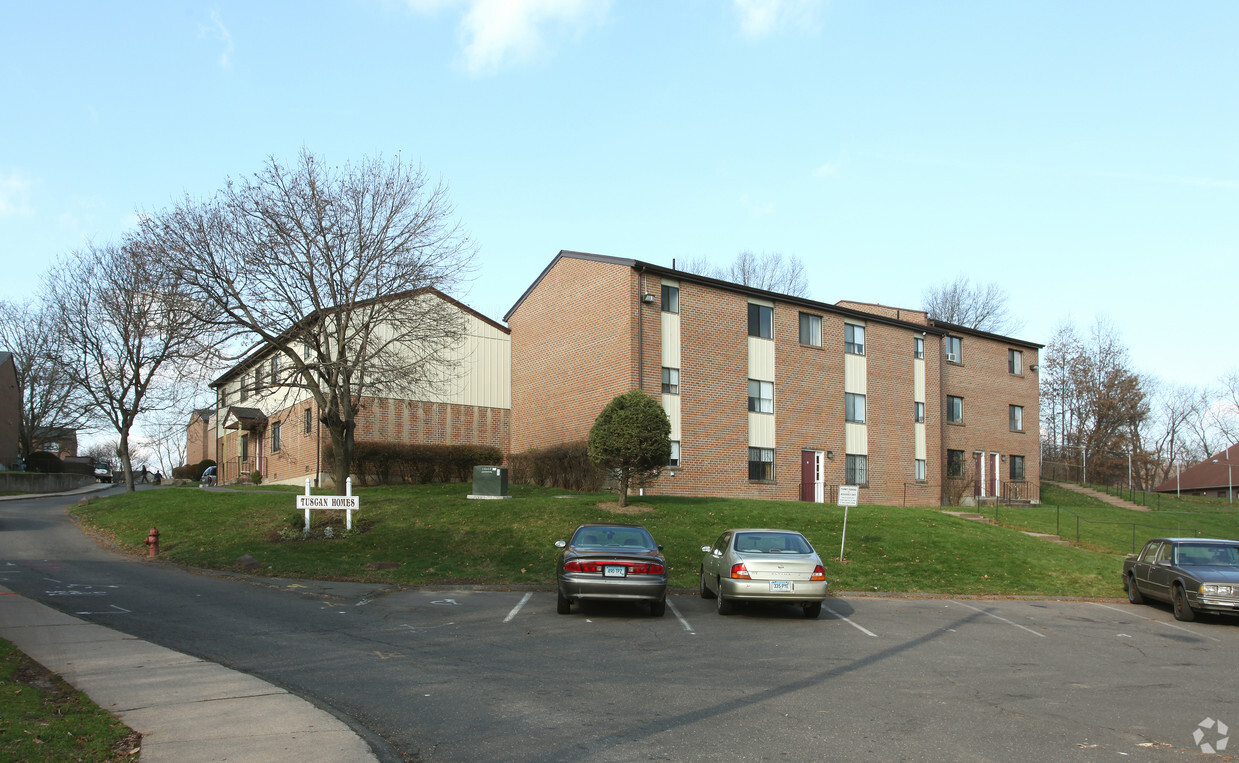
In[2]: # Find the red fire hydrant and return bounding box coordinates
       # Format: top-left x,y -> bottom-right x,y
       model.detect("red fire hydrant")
145,527 -> 160,557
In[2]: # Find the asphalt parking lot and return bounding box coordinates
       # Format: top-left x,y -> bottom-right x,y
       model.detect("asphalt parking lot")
294,586 -> 1236,761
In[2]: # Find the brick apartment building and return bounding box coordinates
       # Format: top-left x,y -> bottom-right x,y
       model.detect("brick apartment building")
505,251 -> 1041,506
198,289 -> 510,487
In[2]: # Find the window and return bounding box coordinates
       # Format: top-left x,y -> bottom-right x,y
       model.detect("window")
947,449 -> 964,478
1008,349 -> 1022,375
661,284 -> 679,314
748,303 -> 772,339
947,395 -> 963,424
1009,405 -> 1024,431
845,393 -> 866,423
669,441 -> 680,467
914,336 -> 924,359
799,313 -> 822,346
304,408 -> 313,434
662,367 -> 680,395
748,380 -> 773,413
271,355 -> 281,384
915,401 -> 925,423
1010,455 -> 1025,480
271,422 -> 282,452
916,459 -> 927,481
240,434 -> 249,461
748,447 -> 774,480
845,323 -> 865,355
253,370 -> 262,393
239,378 -> 249,402
945,336 -> 962,363
845,454 -> 868,485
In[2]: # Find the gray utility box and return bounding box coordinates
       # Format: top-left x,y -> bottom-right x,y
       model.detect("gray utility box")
469,465 -> 510,500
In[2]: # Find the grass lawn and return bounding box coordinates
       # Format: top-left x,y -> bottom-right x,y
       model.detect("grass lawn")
0,639 -> 139,761
978,482 -> 1239,556
70,482 -> 1158,598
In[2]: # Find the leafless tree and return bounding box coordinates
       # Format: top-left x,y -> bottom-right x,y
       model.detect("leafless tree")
42,241 -> 214,491
140,149 -> 476,490
923,276 -> 1022,334
1039,318 -> 1149,487
0,298 -> 91,456
683,251 -> 810,297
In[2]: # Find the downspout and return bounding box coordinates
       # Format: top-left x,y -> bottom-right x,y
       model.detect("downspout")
637,266 -> 645,392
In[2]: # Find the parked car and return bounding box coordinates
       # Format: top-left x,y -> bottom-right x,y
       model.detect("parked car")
700,529 -> 828,618
200,465 -> 217,487
555,523 -> 667,617
1123,537 -> 1239,622
93,461 -> 112,483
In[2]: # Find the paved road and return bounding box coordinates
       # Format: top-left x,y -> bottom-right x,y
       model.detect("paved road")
3,489 -> 1237,761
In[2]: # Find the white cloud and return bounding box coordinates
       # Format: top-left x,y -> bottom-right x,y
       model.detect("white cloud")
0,172 -> 33,218
733,0 -> 825,39
408,0 -> 609,75
813,161 -> 839,178
199,10 -> 235,69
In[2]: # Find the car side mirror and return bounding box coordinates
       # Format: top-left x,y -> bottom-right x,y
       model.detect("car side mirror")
701,545 -> 712,553
657,544 -> 664,551
1156,559 -> 1172,566
554,540 -> 566,549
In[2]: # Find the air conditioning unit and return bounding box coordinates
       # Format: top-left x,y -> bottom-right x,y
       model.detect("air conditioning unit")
946,353 -> 958,363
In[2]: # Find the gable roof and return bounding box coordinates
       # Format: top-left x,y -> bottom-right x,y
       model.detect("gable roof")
210,287 -> 508,388
1153,443 -> 1239,493
505,250 -> 1043,349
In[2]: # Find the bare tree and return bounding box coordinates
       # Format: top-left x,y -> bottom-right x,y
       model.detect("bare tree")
1039,317 -> 1149,486
0,299 -> 90,456
140,149 -> 476,490
923,276 -> 1022,334
683,251 -> 810,297
42,241 -> 213,491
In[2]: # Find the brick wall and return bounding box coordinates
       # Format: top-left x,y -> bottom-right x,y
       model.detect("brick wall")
509,257 -> 638,452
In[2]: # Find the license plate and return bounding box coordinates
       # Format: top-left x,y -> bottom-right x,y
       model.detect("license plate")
770,581 -> 792,592
604,565 -> 626,578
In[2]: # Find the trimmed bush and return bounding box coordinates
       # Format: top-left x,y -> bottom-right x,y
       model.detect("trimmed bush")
327,441 -> 505,486
507,441 -> 605,492
24,451 -> 64,474
173,459 -> 216,481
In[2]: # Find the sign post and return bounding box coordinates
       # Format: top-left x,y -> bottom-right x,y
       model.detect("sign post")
837,485 -> 859,561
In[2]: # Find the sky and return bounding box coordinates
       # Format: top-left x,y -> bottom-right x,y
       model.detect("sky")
2,0 -> 1236,394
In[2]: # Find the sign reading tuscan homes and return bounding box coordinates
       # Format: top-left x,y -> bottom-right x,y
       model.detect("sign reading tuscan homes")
297,479 -> 360,532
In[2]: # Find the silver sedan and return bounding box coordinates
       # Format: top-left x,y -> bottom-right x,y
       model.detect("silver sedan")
700,528 -> 828,618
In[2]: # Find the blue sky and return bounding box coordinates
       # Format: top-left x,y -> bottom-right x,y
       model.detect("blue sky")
2,0 -> 1236,392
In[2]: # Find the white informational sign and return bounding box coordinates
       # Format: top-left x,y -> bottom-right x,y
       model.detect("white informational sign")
837,485 -> 859,561
299,478 -> 360,531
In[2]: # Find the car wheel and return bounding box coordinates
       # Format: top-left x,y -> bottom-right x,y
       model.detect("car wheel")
803,602 -> 822,619
700,568 -> 716,599
650,597 -> 666,617
556,590 -> 572,615
716,580 -> 734,615
1172,584 -> 1195,622
1125,574 -> 1144,605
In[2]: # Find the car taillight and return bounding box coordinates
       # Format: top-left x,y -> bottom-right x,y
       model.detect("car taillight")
730,563 -> 751,579
563,560 -> 664,574
810,564 -> 826,581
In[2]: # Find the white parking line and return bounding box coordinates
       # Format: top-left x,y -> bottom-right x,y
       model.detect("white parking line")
1091,602 -> 1222,642
667,598 -> 695,634
950,600 -> 1046,637
502,592 -> 532,623
822,604 -> 878,637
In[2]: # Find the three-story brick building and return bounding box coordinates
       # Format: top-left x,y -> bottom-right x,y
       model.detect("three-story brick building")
506,251 -> 1040,505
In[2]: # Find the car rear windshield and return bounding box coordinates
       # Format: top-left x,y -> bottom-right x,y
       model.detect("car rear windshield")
572,527 -> 656,550
1175,544 -> 1239,567
734,532 -> 813,554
